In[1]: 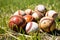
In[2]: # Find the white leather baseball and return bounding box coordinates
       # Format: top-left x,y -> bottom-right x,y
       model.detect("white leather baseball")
45,10 -> 58,19
14,10 -> 25,16
32,12 -> 44,20
25,9 -> 33,15
32,12 -> 39,19
35,5 -> 46,12
25,22 -> 38,34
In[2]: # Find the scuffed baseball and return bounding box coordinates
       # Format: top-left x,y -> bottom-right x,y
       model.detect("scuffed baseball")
25,22 -> 38,34
39,17 -> 56,32
23,15 -> 34,23
45,10 -> 58,19
25,9 -> 33,15
9,15 -> 26,32
13,10 -> 25,16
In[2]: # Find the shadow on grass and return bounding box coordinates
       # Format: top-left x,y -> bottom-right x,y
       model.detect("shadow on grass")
48,29 -> 60,36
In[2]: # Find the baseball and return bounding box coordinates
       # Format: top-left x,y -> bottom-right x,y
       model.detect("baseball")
25,9 -> 33,15
45,10 -> 58,19
23,15 -> 34,23
25,22 -> 38,34
39,17 -> 56,32
32,12 -> 44,21
35,4 -> 47,15
13,10 -> 25,16
9,15 -> 26,32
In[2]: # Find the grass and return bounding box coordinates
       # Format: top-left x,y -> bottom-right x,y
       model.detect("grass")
0,0 -> 60,40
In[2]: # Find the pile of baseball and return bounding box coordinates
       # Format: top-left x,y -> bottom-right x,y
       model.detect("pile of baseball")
9,4 -> 58,34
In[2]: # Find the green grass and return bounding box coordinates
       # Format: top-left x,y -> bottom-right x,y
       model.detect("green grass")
0,0 -> 60,40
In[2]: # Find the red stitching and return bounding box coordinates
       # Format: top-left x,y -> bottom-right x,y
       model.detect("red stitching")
40,18 -> 53,23
26,22 -> 32,33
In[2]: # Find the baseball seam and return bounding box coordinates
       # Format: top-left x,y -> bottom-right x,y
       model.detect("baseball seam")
26,22 -> 32,33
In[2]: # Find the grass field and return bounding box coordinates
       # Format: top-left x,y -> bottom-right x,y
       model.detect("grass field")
0,0 -> 60,40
